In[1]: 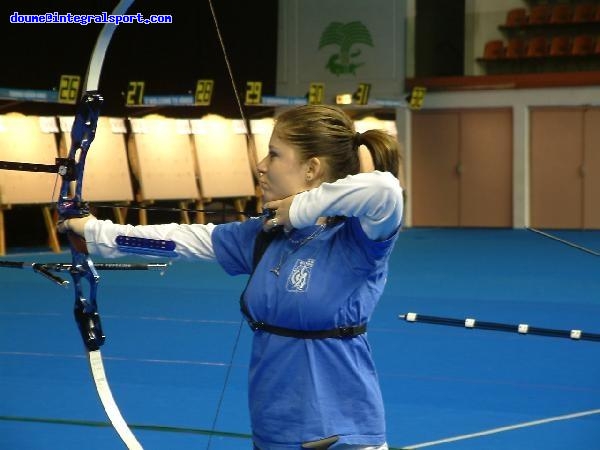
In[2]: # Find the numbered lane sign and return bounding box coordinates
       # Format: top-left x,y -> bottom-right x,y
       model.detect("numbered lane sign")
58,75 -> 81,104
126,81 -> 145,106
195,79 -> 214,106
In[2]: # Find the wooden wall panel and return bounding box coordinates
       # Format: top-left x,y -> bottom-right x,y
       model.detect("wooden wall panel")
412,111 -> 460,226
530,108 -> 584,229
460,109 -> 513,227
583,109 -> 600,228
412,109 -> 513,228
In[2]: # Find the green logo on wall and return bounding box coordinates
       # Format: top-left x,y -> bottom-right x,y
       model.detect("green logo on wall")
319,21 -> 374,76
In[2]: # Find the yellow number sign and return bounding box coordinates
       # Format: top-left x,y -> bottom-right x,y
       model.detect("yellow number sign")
245,81 -> 262,105
195,79 -> 214,106
58,75 -> 81,104
308,83 -> 324,105
409,86 -> 427,110
355,83 -> 371,105
126,81 -> 145,106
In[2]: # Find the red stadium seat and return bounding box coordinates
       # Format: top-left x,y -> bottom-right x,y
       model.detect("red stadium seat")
529,4 -> 551,24
549,36 -> 571,57
483,40 -> 505,59
549,4 -> 572,24
572,3 -> 595,23
526,36 -> 548,57
571,35 -> 594,56
506,38 -> 527,59
505,8 -> 528,27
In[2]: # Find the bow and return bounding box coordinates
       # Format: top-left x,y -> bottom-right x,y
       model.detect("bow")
54,3 -> 262,449
57,1 -> 143,448
59,91 -> 144,449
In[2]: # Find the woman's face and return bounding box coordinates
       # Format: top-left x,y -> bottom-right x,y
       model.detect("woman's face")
257,133 -> 311,202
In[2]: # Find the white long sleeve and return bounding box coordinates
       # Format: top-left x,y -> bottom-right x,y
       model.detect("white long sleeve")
289,171 -> 403,241
83,219 -> 217,260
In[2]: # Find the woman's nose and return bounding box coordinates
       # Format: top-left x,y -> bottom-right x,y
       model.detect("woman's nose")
257,156 -> 268,173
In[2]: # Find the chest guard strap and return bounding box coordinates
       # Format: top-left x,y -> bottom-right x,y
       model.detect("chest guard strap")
240,300 -> 367,339
240,228 -> 367,339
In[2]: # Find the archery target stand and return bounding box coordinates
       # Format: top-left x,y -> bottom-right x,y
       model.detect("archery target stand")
128,116 -> 200,225
190,115 -> 257,223
0,114 -> 61,255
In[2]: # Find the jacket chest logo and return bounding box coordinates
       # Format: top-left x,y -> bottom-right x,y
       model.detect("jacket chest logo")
286,258 -> 315,292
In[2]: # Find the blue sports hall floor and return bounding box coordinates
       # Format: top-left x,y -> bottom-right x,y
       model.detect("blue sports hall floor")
1,227 -> 599,450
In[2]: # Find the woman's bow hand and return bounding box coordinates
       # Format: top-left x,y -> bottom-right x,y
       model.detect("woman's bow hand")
262,195 -> 294,232
57,215 -> 95,236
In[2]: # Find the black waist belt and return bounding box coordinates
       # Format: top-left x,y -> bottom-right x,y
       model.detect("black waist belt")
241,301 -> 366,339
248,319 -> 367,339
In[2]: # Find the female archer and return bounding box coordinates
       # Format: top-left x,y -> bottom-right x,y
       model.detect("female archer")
61,104 -> 404,450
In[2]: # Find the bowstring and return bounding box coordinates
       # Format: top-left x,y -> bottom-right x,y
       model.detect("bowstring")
207,0 -> 260,180
205,1 -> 255,448
207,0 -> 246,125
50,172 -> 61,204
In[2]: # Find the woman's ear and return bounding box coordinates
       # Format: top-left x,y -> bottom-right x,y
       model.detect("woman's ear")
304,156 -> 324,183
358,145 -> 375,172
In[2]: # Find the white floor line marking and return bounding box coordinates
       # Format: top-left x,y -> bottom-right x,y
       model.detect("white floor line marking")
0,351 -> 231,366
402,408 -> 600,449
